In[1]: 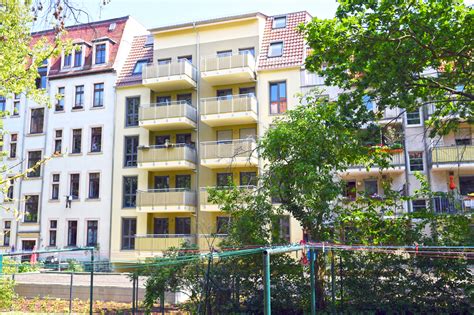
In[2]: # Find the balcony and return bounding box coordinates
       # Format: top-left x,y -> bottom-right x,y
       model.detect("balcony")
139,101 -> 197,131
142,61 -> 197,92
341,152 -> 406,175
378,107 -> 402,124
200,139 -> 258,169
136,189 -> 196,213
431,145 -> 474,170
138,144 -> 196,171
135,234 -> 195,253
200,186 -> 256,211
200,53 -> 256,85
200,94 -> 257,127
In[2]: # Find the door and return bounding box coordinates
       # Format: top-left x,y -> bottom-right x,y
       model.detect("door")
239,128 -> 256,140
239,87 -> 256,96
21,240 -> 36,262
176,175 -> 191,190
177,93 -> 192,105
154,176 -> 170,190
155,135 -> 170,146
217,173 -> 233,187
156,96 -> 171,106
216,89 -> 233,100
217,130 -> 233,157
175,217 -> 191,235
154,218 -> 169,235
345,181 -> 357,200
176,133 -> 193,146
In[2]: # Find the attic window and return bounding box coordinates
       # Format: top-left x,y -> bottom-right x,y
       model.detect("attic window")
273,16 -> 287,29
144,35 -> 153,47
133,60 -> 148,74
268,42 -> 283,57
109,22 -> 116,31
95,43 -> 106,64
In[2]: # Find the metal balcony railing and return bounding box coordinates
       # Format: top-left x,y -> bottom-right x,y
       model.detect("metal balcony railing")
135,234 -> 195,252
137,188 -> 196,209
138,143 -> 196,164
201,53 -> 256,72
200,94 -> 257,116
348,152 -> 405,169
431,196 -> 470,214
200,139 -> 257,160
431,145 -> 474,165
139,101 -> 197,122
142,60 -> 197,81
200,185 -> 256,206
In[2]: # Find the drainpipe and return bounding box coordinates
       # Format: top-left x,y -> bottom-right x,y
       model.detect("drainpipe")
107,82 -> 118,262
422,104 -> 432,193
38,85 -> 50,250
401,111 -> 412,213
193,22 -> 201,246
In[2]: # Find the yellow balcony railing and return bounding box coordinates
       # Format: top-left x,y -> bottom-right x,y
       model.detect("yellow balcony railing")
139,101 -> 197,130
138,144 -> 196,170
200,186 -> 256,211
137,189 -> 196,212
348,152 -> 405,170
432,145 -> 474,165
135,234 -> 195,252
142,60 -> 197,92
200,139 -> 258,168
200,94 -> 258,126
201,53 -> 256,72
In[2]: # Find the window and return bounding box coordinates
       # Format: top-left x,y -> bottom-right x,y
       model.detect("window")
178,55 -> 192,63
36,66 -> 47,89
125,97 -> 140,127
88,173 -> 100,199
86,220 -> 98,247
238,47 -> 255,56
49,220 -> 57,247
177,93 -> 192,105
51,174 -> 60,200
6,178 -> 13,200
74,46 -> 82,67
270,81 -> 287,114
3,221 -> 11,246
217,130 -> 232,144
54,129 -> 62,154
175,217 -> 191,235
459,176 -> 474,196
56,87 -> 65,111
0,96 -> 5,111
74,85 -> 84,109
69,173 -> 80,199
13,94 -> 20,116
67,220 -> 78,247
156,96 -> 171,105
154,176 -> 169,190
268,42 -> 283,57
123,176 -> 137,208
363,95 -> 374,111
93,83 -> 104,107
273,216 -> 290,242
406,108 -> 421,125
216,216 -> 230,234
9,133 -> 17,158
217,173 -> 233,187
132,60 -> 148,74
27,151 -> 41,178
30,108 -> 44,134
176,133 -> 192,146
240,172 -> 257,186
157,58 -> 171,65
217,50 -> 232,57
239,87 -> 256,96
412,199 -> 427,212
72,129 -> 82,154
344,181 -> 357,199
409,152 -> 424,171
216,89 -> 233,100
273,16 -> 287,29
63,52 -> 71,67
24,195 -> 39,223
176,175 -> 191,190
90,127 -> 102,152
364,180 -> 378,196
124,136 -> 139,167
121,218 -> 136,250
154,218 -> 169,234
95,44 -> 106,64
455,128 -> 472,146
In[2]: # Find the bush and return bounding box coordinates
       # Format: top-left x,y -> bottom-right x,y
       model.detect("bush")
0,278 -> 16,310
65,259 -> 83,272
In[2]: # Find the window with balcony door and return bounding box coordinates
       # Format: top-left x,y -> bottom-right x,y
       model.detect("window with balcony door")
176,175 -> 191,190
216,216 -> 230,234
154,176 -> 169,190
216,50 -> 232,57
125,97 -> 140,127
216,89 -> 233,100
177,93 -> 192,105
217,173 -> 233,187
240,172 -> 257,186
121,218 -> 136,250
238,47 -> 255,56
154,218 -> 169,234
217,130 -> 232,144
268,42 -> 283,57
175,217 -> 191,235
176,133 -> 193,147
156,96 -> 171,106
156,135 -> 170,145
124,136 -> 139,167
270,81 -> 287,114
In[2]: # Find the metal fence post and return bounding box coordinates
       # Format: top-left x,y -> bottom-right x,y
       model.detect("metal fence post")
310,249 -> 316,315
69,272 -> 73,313
89,249 -> 94,315
331,249 -> 336,314
263,251 -> 271,315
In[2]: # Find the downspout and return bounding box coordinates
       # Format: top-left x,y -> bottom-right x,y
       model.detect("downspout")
38,84 -> 50,249
193,22 -> 201,246
422,104 -> 432,193
107,81 -> 117,261
401,111 -> 412,213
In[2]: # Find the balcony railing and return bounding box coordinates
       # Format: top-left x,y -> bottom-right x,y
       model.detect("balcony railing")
143,60 -> 197,81
200,185 -> 256,210
138,143 -> 196,170
137,188 -> 196,212
347,152 -> 405,170
201,53 -> 256,72
135,234 -> 195,252
431,196 -> 471,214
431,145 -> 474,166
201,139 -> 257,159
201,94 -> 257,116
140,101 -> 197,122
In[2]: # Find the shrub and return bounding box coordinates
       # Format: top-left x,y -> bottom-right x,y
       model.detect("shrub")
0,278 -> 16,310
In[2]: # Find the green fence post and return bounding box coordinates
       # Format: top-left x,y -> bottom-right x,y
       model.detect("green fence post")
263,251 -> 271,315
0,254 -> 3,275
89,249 -> 94,315
310,249 -> 316,315
331,249 -> 336,314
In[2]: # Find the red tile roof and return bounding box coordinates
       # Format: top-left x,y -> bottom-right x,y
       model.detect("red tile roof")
258,12 -> 310,71
116,35 -> 153,87
31,16 -> 130,79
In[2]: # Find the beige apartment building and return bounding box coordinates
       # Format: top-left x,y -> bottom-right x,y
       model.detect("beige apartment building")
109,11 -> 473,262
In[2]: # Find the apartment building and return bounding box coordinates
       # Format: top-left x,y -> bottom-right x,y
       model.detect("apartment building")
0,16 -> 146,258
110,12 -> 310,261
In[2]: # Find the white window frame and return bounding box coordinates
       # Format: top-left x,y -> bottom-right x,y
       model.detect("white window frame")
273,16 -> 287,29
53,128 -> 63,155
68,172 -> 81,200
268,41 -> 284,58
92,42 -> 109,66
408,151 -> 425,173
87,171 -> 101,200
71,128 -> 83,154
89,125 -> 104,153
48,219 -> 58,247
50,173 -> 61,201
84,218 -> 100,247
405,107 -> 423,127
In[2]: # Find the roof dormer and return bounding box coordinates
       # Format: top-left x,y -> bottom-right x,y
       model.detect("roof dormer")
92,37 -> 116,66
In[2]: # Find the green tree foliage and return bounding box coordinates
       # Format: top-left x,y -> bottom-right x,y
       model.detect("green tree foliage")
301,0 -> 473,135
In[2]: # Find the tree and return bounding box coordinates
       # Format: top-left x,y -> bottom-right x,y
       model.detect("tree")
301,0 -> 473,135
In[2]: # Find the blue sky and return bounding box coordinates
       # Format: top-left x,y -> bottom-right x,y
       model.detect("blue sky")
64,0 -> 339,29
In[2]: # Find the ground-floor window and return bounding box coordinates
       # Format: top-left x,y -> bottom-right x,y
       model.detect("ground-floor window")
459,176 -> 474,196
